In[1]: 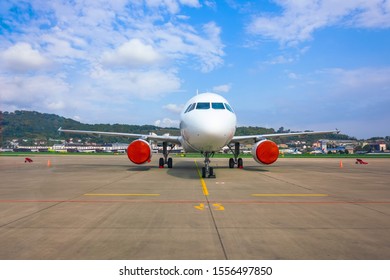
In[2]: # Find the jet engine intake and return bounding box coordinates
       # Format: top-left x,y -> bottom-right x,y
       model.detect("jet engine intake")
251,139 -> 279,165
127,139 -> 152,164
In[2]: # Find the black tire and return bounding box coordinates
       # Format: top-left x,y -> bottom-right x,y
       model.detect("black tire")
229,158 -> 235,168
159,158 -> 165,168
201,167 -> 206,178
209,167 -> 214,176
167,157 -> 173,168
238,158 -> 243,168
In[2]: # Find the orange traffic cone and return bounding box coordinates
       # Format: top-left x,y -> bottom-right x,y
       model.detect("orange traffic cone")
47,160 -> 51,167
339,160 -> 343,168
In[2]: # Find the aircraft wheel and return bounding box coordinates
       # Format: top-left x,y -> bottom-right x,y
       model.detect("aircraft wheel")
209,167 -> 214,176
167,157 -> 173,168
159,158 -> 164,168
201,167 -> 206,178
237,158 -> 243,168
229,158 -> 235,168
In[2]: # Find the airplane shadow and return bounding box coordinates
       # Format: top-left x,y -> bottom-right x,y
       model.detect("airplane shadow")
57,162 -> 270,178
165,162 -> 271,179
126,166 -> 153,172
166,161 -> 200,180
240,166 -> 270,173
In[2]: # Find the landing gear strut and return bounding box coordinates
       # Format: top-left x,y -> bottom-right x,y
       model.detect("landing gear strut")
201,152 -> 215,178
228,142 -> 243,169
159,142 -> 173,168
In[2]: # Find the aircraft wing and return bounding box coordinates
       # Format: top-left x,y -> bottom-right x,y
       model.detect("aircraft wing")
230,129 -> 340,144
58,128 -> 182,145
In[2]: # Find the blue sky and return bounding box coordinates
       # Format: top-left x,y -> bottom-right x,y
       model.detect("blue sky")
1,0 -> 390,139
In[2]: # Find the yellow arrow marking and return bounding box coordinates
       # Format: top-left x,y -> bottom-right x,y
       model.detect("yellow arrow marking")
194,203 -> 205,210
213,203 -> 225,211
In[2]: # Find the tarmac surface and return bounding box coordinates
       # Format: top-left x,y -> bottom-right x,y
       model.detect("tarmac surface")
0,154 -> 389,260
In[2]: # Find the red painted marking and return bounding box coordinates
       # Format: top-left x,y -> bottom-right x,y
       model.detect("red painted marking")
0,200 -> 389,205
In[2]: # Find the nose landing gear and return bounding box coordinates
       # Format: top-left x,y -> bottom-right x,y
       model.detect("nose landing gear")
201,152 -> 216,178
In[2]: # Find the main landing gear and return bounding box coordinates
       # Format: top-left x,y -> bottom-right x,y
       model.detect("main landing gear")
228,142 -> 243,169
201,152 -> 216,178
159,142 -> 173,168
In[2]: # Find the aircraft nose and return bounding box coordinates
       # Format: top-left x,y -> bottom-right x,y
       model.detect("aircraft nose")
201,121 -> 229,138
194,118 -> 234,149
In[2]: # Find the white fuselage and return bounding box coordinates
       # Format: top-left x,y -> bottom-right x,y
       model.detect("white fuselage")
179,93 -> 237,153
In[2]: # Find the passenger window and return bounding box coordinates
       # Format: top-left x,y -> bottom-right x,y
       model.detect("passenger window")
196,102 -> 210,110
212,103 -> 225,109
224,103 -> 234,113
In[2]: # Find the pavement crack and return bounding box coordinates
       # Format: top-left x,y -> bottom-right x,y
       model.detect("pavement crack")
260,173 -> 312,191
205,194 -> 229,260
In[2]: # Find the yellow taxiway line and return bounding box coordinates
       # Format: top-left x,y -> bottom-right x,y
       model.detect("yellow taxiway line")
251,194 -> 328,197
194,161 -> 209,196
84,194 -> 160,196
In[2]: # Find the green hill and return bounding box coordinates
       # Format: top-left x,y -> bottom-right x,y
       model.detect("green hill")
0,110 -> 179,146
1,110 -> 353,147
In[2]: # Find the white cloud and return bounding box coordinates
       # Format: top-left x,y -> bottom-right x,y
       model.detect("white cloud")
266,54 -> 295,65
199,22 -> 224,72
0,74 -> 69,110
0,0 -> 226,123
248,0 -> 390,45
102,39 -> 164,68
319,67 -> 390,99
213,84 -> 232,93
73,115 -> 82,122
154,21 -> 224,72
204,0 -> 217,10
179,0 -> 201,8
163,103 -> 184,114
0,43 -> 51,72
3,0 -> 224,74
42,34 -> 87,62
287,72 -> 299,80
89,66 -> 181,99
154,118 -> 180,127
145,0 -> 200,13
146,0 -> 180,14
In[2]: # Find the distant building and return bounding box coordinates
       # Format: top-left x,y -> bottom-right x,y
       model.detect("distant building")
368,141 -> 387,152
313,139 -> 357,154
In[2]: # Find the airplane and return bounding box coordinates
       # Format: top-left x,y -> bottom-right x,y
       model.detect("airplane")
58,92 -> 339,178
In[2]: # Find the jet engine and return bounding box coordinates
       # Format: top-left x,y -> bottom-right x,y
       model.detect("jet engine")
251,139 -> 279,165
126,139 -> 152,164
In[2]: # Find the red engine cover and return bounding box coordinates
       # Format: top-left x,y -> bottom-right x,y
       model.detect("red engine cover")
126,139 -> 152,164
252,140 -> 279,165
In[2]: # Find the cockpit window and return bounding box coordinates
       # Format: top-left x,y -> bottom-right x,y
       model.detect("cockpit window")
211,102 -> 225,109
184,103 -> 196,113
224,103 -> 234,113
196,102 -> 210,110
184,104 -> 192,113
188,103 -> 196,112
